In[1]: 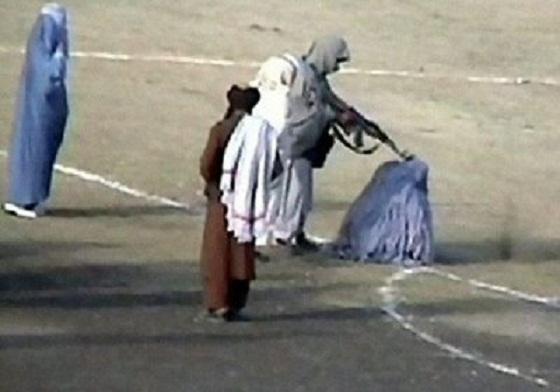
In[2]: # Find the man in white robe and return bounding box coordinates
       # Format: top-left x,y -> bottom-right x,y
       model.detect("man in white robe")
251,36 -> 356,251
250,53 -> 325,250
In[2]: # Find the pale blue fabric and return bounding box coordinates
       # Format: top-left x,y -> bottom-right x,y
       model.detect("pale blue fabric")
7,6 -> 69,206
331,159 -> 434,266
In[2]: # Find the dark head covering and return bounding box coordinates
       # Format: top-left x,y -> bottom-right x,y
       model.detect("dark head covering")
224,85 -> 260,118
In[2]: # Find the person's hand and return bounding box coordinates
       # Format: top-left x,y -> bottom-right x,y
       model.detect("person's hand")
338,108 -> 360,127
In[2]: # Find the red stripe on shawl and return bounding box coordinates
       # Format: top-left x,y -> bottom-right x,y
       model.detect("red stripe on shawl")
231,211 -> 266,223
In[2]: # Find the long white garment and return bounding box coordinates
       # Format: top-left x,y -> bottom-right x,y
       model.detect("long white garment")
271,157 -> 313,241
250,54 -> 325,244
250,55 -> 292,134
220,115 -> 278,243
250,55 -> 293,245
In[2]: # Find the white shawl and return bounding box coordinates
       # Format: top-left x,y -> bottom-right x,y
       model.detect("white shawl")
251,53 -> 324,159
250,55 -> 292,135
220,115 -> 278,243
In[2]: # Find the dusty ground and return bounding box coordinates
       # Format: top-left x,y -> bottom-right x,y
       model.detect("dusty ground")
0,0 -> 559,391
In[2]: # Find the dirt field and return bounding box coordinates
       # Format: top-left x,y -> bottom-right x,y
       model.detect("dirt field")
0,1 -> 559,391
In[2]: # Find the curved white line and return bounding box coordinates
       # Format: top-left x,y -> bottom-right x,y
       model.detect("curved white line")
426,267 -> 559,309
0,138 -> 557,386
379,267 -> 552,388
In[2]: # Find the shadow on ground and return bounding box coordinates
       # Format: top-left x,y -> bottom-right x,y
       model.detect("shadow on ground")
435,238 -> 560,264
0,281 -> 359,309
0,265 -> 134,291
0,240 -> 116,262
287,238 -> 560,265
0,330 -> 335,350
47,204 -> 204,218
0,289 -> 201,309
255,306 -> 381,322
0,260 -> 195,293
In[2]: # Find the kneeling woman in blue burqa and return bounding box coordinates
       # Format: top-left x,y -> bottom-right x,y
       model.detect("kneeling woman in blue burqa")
332,159 -> 434,266
3,3 -> 69,219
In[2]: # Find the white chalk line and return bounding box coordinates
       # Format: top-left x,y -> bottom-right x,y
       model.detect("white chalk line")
379,267 -> 553,388
1,45 -> 559,87
0,142 -> 556,386
425,267 -> 560,309
0,150 -> 196,212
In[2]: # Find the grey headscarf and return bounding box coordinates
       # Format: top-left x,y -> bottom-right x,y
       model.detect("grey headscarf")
304,36 -> 350,76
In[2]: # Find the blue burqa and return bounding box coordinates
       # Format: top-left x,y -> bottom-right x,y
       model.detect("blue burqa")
331,159 -> 434,266
8,4 -> 69,207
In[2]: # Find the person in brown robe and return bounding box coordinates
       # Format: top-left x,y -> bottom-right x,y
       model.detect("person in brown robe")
199,85 -> 261,322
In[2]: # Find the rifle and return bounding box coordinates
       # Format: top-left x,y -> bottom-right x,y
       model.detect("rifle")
332,107 -> 412,160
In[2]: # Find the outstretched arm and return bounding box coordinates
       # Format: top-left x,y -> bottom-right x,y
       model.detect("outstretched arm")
323,81 -> 412,160
321,80 -> 353,121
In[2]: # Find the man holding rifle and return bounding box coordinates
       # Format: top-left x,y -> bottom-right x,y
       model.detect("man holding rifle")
260,35 -> 409,253
305,36 -> 410,160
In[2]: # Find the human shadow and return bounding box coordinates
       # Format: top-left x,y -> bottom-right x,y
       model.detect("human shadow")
47,204 -> 204,218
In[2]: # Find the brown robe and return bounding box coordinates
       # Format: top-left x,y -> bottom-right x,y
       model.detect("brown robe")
199,110 -> 256,311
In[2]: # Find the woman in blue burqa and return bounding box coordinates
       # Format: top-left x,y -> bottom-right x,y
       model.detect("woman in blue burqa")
3,3 -> 69,219
331,158 -> 434,267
